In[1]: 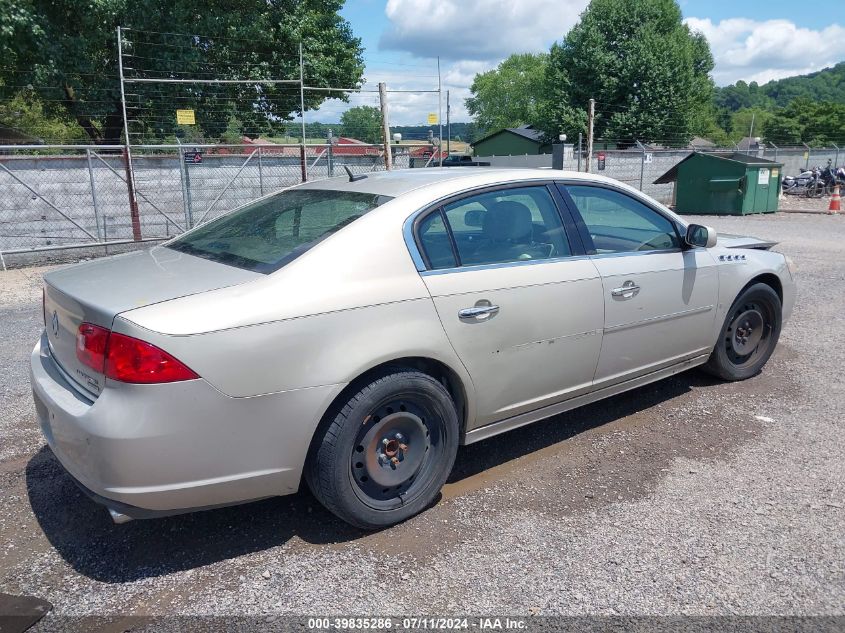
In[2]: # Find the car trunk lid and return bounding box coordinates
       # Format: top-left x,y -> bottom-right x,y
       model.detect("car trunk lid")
43,246 -> 260,397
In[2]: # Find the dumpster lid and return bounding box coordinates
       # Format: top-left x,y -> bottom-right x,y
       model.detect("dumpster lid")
654,151 -> 783,185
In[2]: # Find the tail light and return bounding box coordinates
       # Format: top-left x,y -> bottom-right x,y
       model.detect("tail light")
76,323 -> 198,384
77,323 -> 110,372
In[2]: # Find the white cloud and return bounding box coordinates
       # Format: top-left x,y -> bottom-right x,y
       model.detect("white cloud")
685,17 -> 845,85
379,0 -> 588,61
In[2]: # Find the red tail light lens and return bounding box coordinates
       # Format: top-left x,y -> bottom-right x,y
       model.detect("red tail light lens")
75,323 -> 198,384
105,332 -> 199,384
76,323 -> 110,372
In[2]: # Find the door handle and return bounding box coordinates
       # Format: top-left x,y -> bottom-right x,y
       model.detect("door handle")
458,305 -> 500,319
611,281 -> 641,297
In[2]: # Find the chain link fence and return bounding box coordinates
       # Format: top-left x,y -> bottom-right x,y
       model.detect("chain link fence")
0,142 -> 434,262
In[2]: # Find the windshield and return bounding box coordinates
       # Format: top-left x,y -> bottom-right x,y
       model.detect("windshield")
167,189 -> 392,273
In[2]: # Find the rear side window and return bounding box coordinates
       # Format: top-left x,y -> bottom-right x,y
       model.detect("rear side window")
167,189 -> 391,273
417,186 -> 571,269
564,185 -> 680,254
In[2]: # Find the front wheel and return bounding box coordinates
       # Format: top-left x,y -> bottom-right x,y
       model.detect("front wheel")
305,368 -> 459,530
702,283 -> 782,381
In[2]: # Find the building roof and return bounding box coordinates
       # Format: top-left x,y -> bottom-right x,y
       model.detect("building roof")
736,136 -> 763,150
0,124 -> 41,144
689,136 -> 716,148
654,151 -> 783,184
471,124 -> 545,147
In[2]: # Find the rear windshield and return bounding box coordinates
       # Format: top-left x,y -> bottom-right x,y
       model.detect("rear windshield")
166,189 -> 392,273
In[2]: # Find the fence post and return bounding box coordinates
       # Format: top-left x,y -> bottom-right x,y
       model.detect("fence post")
577,133 -> 582,172
121,148 -> 142,241
771,142 -> 778,164
299,42 -> 307,183
586,98 -> 595,173
803,143 -> 811,170
636,140 -> 646,191
117,27 -> 142,241
258,146 -> 264,195
176,139 -> 193,229
85,149 -> 103,241
833,143 -> 839,168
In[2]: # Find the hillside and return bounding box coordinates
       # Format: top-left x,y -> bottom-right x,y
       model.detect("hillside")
715,62 -> 845,112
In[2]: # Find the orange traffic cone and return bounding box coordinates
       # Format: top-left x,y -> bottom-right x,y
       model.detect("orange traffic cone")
828,185 -> 841,214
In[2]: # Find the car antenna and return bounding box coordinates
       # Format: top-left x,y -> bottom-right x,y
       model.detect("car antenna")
343,165 -> 368,182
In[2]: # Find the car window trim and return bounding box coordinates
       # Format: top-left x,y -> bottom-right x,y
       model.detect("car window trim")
408,180 -> 583,273
555,181 -> 684,256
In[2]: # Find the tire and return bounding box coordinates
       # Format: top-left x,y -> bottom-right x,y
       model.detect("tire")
305,367 -> 459,530
702,283 -> 782,381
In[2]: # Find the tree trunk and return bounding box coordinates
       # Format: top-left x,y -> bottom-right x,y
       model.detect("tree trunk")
62,84 -> 103,143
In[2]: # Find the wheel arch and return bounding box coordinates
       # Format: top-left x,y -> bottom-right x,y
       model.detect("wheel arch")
742,272 -> 783,303
303,356 -> 471,477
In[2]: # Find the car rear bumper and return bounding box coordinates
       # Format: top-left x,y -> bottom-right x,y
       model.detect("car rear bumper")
30,332 -> 344,517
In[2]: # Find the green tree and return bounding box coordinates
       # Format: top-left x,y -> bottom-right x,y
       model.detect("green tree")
465,53 -> 548,133
219,116 -> 244,145
0,0 -> 364,144
728,108 -> 772,144
764,98 -> 845,146
0,85 -> 87,142
339,105 -> 382,143
537,0 -> 715,147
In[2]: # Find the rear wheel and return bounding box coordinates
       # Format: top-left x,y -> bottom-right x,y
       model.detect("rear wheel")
702,283 -> 782,381
305,368 -> 459,530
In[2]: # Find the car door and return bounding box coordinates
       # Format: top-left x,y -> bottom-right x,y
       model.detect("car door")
558,183 -> 719,387
413,184 -> 604,428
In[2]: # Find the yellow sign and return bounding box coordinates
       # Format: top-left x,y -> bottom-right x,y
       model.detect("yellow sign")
427,113 -> 438,125
176,109 -> 196,125
772,168 -> 779,178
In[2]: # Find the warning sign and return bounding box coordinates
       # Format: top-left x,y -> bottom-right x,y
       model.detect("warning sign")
176,109 -> 196,125
758,168 -> 770,185
427,113 -> 438,125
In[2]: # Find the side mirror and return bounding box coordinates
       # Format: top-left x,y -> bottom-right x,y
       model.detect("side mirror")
685,224 -> 717,248
464,209 -> 486,227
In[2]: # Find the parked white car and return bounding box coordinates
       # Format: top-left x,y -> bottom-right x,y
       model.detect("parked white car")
31,168 -> 795,529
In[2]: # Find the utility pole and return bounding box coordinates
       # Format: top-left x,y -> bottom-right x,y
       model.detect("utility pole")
586,98 -> 595,174
748,112 -> 755,155
378,82 -> 392,170
446,90 -> 451,155
437,56 -> 443,166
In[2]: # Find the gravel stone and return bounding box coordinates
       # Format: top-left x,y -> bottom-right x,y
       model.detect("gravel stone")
0,213 -> 842,618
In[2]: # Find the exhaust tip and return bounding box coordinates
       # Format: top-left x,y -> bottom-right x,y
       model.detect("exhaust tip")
108,507 -> 133,524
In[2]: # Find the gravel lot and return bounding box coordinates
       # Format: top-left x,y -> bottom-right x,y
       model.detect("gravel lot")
0,213 -> 843,624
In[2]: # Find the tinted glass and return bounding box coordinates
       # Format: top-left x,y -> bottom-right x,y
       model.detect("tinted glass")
565,185 -> 680,254
438,186 -> 570,266
167,189 -> 391,273
417,210 -> 458,270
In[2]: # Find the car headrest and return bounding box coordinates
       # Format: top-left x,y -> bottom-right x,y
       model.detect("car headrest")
483,201 -> 533,241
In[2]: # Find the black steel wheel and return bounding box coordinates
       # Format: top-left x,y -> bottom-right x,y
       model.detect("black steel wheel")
703,283 -> 782,381
306,367 -> 459,529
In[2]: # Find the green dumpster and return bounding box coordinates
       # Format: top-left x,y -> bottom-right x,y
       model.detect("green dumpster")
654,152 -> 783,215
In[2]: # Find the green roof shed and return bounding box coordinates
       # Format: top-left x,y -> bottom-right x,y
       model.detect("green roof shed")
654,152 -> 783,215
471,125 -> 552,156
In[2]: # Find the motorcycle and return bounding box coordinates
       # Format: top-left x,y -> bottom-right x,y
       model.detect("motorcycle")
782,166 -> 823,197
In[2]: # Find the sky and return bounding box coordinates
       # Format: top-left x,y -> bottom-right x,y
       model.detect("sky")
311,0 -> 845,126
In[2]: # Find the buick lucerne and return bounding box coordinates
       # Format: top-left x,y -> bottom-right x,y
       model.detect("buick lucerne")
30,168 -> 795,529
